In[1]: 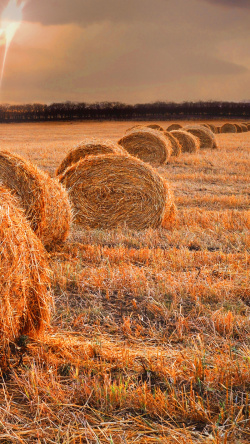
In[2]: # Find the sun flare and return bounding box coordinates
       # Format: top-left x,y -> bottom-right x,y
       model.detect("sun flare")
0,0 -> 26,85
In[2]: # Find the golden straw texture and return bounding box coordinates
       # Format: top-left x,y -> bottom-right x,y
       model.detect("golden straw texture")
59,154 -> 176,230
0,187 -> 52,350
170,130 -> 200,153
166,123 -> 182,131
118,128 -> 171,166
0,151 -> 72,250
163,131 -> 182,157
56,139 -> 126,176
240,124 -> 248,132
234,123 -> 243,133
184,125 -> 217,149
221,123 -> 237,133
146,124 -> 164,131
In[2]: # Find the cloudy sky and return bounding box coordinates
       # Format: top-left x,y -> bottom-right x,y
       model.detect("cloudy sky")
0,0 -> 249,103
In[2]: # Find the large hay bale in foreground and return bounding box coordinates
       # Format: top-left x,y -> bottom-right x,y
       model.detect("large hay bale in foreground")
0,151 -> 72,250
163,132 -> 182,157
184,125 -> 217,149
118,128 -> 171,166
59,154 -> 176,230
221,123 -> 237,133
0,187 -> 52,349
56,139 -> 126,176
167,123 -> 182,131
170,130 -> 200,153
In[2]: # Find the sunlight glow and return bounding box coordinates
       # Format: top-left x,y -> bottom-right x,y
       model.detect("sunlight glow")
0,0 -> 26,85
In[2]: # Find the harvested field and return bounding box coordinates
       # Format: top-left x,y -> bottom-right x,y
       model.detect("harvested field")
0,120 -> 249,443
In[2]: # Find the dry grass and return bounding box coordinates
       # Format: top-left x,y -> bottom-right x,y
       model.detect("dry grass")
118,128 -> 171,166
59,153 -> 176,230
56,139 -> 126,176
0,151 -> 72,250
0,120 -> 249,443
0,187 -> 52,354
170,130 -> 200,153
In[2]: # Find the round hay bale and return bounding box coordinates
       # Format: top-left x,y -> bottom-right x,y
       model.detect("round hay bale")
146,124 -> 164,131
183,125 -> 216,149
170,130 -> 200,153
206,123 -> 217,133
0,187 -> 52,349
56,139 -> 126,176
167,123 -> 182,131
163,131 -> 182,157
221,123 -> 237,133
234,123 -> 243,133
0,151 -> 72,250
59,154 -> 176,230
246,123 -> 250,131
118,128 -> 171,166
240,124 -> 248,132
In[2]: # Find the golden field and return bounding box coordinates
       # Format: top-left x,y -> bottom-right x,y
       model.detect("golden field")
0,121 -> 249,443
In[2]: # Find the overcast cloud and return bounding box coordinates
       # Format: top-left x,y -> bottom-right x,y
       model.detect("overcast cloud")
0,0 -> 249,103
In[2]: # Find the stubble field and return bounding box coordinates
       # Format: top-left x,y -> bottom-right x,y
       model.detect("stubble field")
0,121 -> 249,443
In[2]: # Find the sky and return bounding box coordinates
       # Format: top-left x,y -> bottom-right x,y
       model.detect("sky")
0,0 -> 249,104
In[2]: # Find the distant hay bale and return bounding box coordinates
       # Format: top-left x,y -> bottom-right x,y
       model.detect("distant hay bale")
184,125 -> 217,149
118,128 -> 171,166
246,123 -> 250,131
0,187 -> 52,350
167,123 -> 182,131
221,123 -> 237,133
59,154 -> 176,230
163,131 -> 182,156
146,124 -> 164,131
207,123 -> 217,133
56,139 -> 126,176
170,130 -> 200,153
0,151 -> 72,250
240,124 -> 248,132
234,123 -> 243,133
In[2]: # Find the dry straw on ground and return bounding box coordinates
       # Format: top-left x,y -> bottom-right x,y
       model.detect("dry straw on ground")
221,123 -> 237,133
118,128 -> 171,166
0,151 -> 72,250
170,130 -> 200,153
184,125 -> 217,149
0,187 -> 52,351
59,154 -> 176,230
163,131 -> 182,156
56,139 -> 126,176
166,123 -> 182,131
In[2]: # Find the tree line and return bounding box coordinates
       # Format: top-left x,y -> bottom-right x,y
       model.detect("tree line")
0,101 -> 249,123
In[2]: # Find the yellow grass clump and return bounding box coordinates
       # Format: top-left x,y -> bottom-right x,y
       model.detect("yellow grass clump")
59,154 -> 176,230
170,130 -> 200,153
221,123 -> 237,133
118,128 -> 172,166
56,139 -> 126,176
0,187 -> 52,351
163,131 -> 182,156
0,151 -> 72,250
167,123 -> 182,131
184,125 -> 218,149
